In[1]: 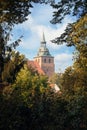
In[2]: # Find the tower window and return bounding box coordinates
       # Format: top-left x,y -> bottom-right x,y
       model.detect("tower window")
49,59 -> 51,63
44,58 -> 46,63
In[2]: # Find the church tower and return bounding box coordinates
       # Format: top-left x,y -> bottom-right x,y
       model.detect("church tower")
34,33 -> 55,77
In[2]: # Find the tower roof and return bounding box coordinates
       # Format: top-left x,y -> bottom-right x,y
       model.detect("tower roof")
41,32 -> 46,43
37,33 -> 52,57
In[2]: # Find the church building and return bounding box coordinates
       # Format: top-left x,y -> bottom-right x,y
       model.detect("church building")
27,33 -> 55,77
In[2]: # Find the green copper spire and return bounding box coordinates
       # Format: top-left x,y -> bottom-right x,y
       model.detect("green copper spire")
41,32 -> 46,48
41,32 -> 46,43
37,32 -> 51,57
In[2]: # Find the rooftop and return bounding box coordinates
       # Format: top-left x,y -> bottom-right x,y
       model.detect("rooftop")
37,32 -> 52,57
27,60 -> 45,75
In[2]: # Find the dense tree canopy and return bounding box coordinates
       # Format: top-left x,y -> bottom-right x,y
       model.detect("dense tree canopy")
0,63 -> 87,130
50,2 -> 87,128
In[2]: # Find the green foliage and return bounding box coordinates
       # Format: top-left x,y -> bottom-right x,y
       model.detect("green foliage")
60,39 -> 87,130
0,0 -> 31,81
61,67 -> 76,96
0,64 -> 50,129
51,0 -> 87,47
65,94 -> 87,130
0,0 -> 55,24
13,64 -> 49,106
59,25 -> 87,128
52,14 -> 87,46
0,23 -> 23,82
0,62 -> 87,129
51,0 -> 87,24
2,51 -> 25,83
0,0 -> 32,25
49,73 -> 62,88
61,42 -> 87,95
73,43 -> 87,91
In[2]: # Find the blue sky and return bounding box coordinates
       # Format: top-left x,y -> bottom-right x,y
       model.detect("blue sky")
12,3 -> 76,73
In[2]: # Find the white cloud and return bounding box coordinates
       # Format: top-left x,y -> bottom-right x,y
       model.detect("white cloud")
13,3 -> 74,52
55,53 -> 73,72
16,16 -> 67,51
55,53 -> 72,61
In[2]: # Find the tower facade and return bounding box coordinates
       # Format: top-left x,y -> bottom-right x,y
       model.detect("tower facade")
34,33 -> 55,77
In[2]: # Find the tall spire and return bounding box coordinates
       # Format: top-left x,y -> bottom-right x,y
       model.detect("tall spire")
37,32 -> 51,57
41,32 -> 46,43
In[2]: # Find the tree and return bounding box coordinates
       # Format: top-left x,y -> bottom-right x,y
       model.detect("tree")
51,0 -> 87,45
61,66 -> 76,96
0,23 -> 25,83
50,0 -> 87,104
2,51 -> 25,83
49,73 -> 62,88
61,66 -> 87,130
0,64 -> 50,130
1,63 -> 86,129
0,0 -> 31,83
1,68 -> 68,130
51,14 -> 87,46
66,93 -> 87,130
51,0 -> 87,24
73,43 -> 87,92
0,0 -> 54,25
0,0 -> 29,82
0,0 -> 32,25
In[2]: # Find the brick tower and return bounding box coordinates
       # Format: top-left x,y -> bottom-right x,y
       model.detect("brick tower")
34,33 -> 55,77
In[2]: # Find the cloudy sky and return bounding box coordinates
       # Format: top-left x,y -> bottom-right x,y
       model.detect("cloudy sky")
12,3 -> 76,73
